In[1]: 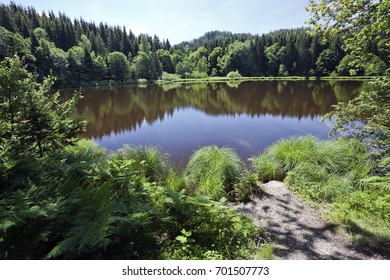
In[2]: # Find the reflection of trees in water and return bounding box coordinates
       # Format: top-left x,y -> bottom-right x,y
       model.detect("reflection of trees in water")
63,81 -> 365,138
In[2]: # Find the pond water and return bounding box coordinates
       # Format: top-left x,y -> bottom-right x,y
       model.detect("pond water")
65,80 -> 366,167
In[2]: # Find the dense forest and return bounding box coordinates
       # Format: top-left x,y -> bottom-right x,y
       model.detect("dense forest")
0,2 -> 388,87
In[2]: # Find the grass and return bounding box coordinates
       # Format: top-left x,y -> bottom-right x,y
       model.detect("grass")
253,136 -> 371,179
251,135 -> 390,256
111,145 -> 168,182
184,146 -> 245,200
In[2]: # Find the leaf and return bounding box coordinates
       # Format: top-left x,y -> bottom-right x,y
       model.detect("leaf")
0,219 -> 17,232
181,229 -> 192,237
175,235 -> 187,244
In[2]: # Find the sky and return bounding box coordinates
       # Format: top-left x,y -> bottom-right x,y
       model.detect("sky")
2,0 -> 311,44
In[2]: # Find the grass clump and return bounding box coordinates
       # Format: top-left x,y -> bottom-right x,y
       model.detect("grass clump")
111,145 -> 168,183
184,146 -> 245,200
251,153 -> 279,182
252,136 -> 371,181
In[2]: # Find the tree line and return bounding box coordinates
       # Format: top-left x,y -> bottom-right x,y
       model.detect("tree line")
1,2 -> 388,87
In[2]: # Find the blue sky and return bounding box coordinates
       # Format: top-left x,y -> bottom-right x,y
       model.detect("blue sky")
2,0 -> 310,44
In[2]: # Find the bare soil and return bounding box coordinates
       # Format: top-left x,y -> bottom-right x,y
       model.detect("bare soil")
233,181 -> 384,260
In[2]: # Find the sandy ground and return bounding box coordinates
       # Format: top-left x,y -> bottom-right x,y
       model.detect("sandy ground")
233,181 -> 384,260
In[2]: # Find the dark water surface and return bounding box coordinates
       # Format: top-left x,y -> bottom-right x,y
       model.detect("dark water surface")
64,80 -> 366,166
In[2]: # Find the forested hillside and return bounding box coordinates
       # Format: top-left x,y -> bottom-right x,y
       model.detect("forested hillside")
0,2 -> 387,87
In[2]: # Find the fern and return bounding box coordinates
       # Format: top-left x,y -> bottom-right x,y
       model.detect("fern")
360,173 -> 390,191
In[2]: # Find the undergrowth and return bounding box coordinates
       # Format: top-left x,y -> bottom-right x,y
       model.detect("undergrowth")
251,136 -> 390,256
0,141 -> 264,260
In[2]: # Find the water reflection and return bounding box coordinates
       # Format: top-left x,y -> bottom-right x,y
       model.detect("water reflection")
63,80 -> 365,165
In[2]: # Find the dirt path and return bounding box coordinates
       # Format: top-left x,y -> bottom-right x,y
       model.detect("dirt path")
233,181 -> 384,260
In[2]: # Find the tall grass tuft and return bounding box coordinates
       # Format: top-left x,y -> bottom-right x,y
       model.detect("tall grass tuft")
185,146 -> 245,200
252,136 -> 371,182
265,136 -> 318,174
111,145 -> 168,182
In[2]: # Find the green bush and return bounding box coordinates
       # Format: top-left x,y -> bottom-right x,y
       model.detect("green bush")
226,70 -> 242,79
185,146 -> 245,200
190,71 -> 208,79
231,172 -> 260,201
161,195 -> 259,260
160,71 -> 181,81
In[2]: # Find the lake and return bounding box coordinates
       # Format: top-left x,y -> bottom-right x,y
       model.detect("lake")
66,80 -> 366,167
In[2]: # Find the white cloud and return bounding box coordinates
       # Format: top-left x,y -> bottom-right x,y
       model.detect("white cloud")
201,10 -> 212,17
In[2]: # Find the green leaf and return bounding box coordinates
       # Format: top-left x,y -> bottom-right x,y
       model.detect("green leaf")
175,235 -> 187,244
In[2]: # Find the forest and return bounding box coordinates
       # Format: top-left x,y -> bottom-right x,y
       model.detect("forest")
0,2 -> 388,88
0,0 -> 389,260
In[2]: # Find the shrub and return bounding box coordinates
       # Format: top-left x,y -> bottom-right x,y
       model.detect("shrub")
160,71 -> 181,81
190,71 -> 208,79
231,172 -> 260,202
226,70 -> 242,79
161,194 -> 259,259
185,146 -> 244,200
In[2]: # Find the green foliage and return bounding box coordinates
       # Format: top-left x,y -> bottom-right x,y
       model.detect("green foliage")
323,75 -> 390,168
0,26 -> 32,60
107,52 -> 130,81
0,56 -> 85,158
316,49 -> 338,76
161,194 -> 259,260
185,146 -> 245,200
0,139 -> 261,259
254,136 -> 371,180
308,0 -> 390,168
175,57 -> 195,78
364,56 -> 387,76
251,154 -> 279,182
285,162 -> 355,202
329,189 -> 390,254
231,172 -> 260,202
111,146 -> 168,183
226,70 -> 242,79
160,71 -> 181,81
307,0 -> 390,69
1,2 -> 385,88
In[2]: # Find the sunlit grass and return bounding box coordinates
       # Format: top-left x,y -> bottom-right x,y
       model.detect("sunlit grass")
185,146 -> 245,200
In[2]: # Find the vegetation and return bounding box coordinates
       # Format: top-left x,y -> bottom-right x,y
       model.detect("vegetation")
1,2 -> 388,88
185,146 -> 246,200
0,56 -> 85,158
1,0 -> 389,260
0,140 -> 261,259
0,56 -> 264,259
251,136 -> 390,255
307,0 -> 390,170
